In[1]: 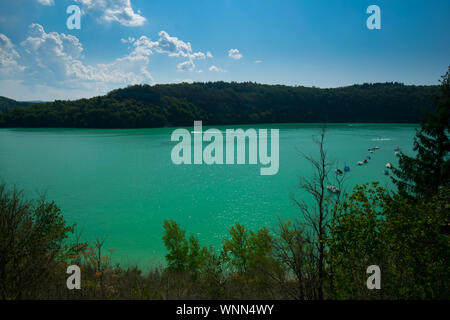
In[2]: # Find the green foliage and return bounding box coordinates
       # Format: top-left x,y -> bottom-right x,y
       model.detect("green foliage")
273,220 -> 318,299
382,189 -> 450,299
0,184 -> 74,299
162,220 -> 208,275
327,183 -> 388,299
222,224 -> 249,274
162,220 -> 189,273
328,183 -> 450,299
1,182 -> 448,300
222,224 -> 281,288
0,82 -> 439,128
392,67 -> 450,199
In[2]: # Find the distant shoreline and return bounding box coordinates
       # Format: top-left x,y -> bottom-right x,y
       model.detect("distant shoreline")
0,122 -> 421,131
0,82 -> 439,128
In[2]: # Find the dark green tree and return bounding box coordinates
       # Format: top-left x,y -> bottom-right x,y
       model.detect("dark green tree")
327,183 -> 450,299
162,220 -> 208,275
0,184 -> 74,299
392,67 -> 450,200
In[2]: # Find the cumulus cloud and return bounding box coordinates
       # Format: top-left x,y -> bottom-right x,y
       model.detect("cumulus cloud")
37,0 -> 54,5
228,48 -> 242,60
177,60 -> 195,72
37,0 -> 144,27
208,65 -> 225,73
18,24 -> 152,87
1,24 -> 212,99
0,34 -> 25,77
121,37 -> 136,44
131,30 -> 208,72
136,31 -> 197,58
75,0 -> 146,27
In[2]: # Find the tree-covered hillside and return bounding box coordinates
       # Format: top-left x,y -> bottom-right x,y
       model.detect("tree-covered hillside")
0,96 -> 34,113
0,82 -> 440,128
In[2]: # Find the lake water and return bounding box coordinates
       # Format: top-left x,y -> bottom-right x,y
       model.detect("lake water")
0,124 -> 417,268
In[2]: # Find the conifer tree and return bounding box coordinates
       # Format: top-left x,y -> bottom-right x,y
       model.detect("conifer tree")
392,67 -> 450,199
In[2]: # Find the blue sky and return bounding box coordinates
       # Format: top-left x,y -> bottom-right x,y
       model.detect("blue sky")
0,0 -> 449,101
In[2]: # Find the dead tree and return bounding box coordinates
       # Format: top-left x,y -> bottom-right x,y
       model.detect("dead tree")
291,126 -> 345,300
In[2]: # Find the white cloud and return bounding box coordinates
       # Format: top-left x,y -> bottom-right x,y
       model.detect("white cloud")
228,48 -> 242,60
131,30 -> 208,72
208,65 -> 225,73
206,51 -> 213,58
18,24 -> 152,87
1,25 -> 212,99
177,60 -> 194,72
255,60 -> 262,64
0,34 -> 25,77
154,30 -> 192,56
37,0 -> 54,6
138,31 -> 197,58
190,52 -> 206,59
75,0 -> 146,27
121,37 -> 135,44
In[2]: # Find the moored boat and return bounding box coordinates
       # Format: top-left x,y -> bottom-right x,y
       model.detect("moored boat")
327,185 -> 340,193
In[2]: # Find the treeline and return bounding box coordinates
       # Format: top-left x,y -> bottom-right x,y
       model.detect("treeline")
0,184 -> 448,300
0,81 -> 440,128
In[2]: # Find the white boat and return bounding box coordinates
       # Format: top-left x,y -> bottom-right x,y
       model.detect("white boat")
327,185 -> 340,193
357,161 -> 363,166
385,163 -> 392,169
394,152 -> 400,157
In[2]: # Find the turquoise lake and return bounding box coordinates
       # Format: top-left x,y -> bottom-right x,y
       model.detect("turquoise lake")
0,124 -> 417,268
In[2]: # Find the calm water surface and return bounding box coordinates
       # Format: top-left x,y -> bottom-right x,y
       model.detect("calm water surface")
0,123 -> 417,267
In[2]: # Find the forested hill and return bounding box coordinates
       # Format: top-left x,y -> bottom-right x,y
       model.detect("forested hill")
0,82 -> 440,128
0,96 -> 34,113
